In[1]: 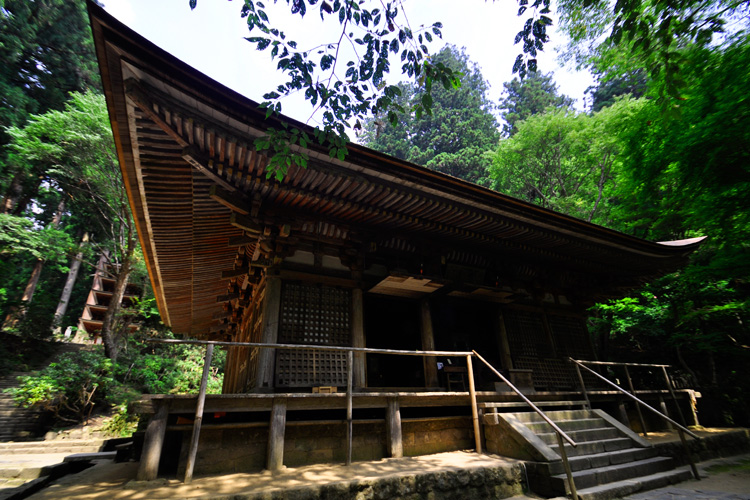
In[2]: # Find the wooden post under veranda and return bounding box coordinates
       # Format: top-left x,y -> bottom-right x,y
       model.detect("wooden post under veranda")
184,343 -> 214,483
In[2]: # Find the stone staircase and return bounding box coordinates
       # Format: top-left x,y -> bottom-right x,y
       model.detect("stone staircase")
0,372 -> 50,441
0,342 -> 90,441
484,408 -> 693,500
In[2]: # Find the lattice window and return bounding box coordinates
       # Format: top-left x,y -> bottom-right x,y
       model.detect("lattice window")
504,309 -> 583,390
547,315 -> 593,360
504,309 -> 553,358
276,283 -> 351,388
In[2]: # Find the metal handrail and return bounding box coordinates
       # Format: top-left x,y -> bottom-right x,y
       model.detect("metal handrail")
569,357 -> 701,480
569,358 -> 697,438
572,360 -> 671,368
473,350 -> 580,500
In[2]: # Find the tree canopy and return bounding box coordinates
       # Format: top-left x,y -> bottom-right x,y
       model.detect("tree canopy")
359,45 -> 499,185
0,0 -> 100,149
498,71 -> 574,136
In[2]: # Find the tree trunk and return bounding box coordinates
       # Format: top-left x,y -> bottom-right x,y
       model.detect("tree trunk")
2,198 -> 65,329
52,232 -> 89,330
100,229 -> 137,362
1,172 -> 24,214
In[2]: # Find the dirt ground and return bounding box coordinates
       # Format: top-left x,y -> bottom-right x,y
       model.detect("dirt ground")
10,429 -> 750,500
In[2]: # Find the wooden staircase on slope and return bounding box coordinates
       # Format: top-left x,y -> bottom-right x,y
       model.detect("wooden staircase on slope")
483,408 -> 692,500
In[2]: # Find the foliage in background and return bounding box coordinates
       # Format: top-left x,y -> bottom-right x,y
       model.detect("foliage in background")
491,97 -> 641,225
116,329 -> 226,396
8,350 -> 114,424
359,45 -> 499,185
498,71 -> 574,136
557,0 -> 749,106
4,92 -> 141,360
580,35 -> 750,425
7,333 -> 225,427
0,0 -> 100,156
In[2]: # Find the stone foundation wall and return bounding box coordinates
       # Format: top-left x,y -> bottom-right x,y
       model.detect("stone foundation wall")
403,416 -> 474,457
173,416 -> 473,476
190,464 -> 525,500
654,429 -> 750,465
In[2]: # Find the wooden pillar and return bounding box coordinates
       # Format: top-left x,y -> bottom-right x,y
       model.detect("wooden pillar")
137,403 -> 169,481
495,308 -> 513,371
267,398 -> 287,471
386,397 -> 403,458
419,299 -> 439,388
254,275 -> 282,392
351,288 -> 366,388
184,344 -> 213,483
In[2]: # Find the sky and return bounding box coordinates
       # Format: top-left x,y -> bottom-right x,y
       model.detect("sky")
100,0 -> 594,136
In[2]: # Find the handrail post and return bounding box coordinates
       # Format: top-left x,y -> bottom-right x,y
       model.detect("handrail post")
677,427 -> 700,480
573,362 -> 590,410
662,366 -> 699,480
184,343 -> 214,483
556,432 -> 579,500
624,366 -> 647,436
569,358 -> 699,439
661,366 -> 688,426
346,350 -> 353,466
466,354 -> 482,454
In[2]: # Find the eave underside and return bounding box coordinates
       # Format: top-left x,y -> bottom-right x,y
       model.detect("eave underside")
90,4 -> 702,337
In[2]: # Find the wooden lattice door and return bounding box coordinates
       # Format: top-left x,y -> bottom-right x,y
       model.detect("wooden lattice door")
275,283 -> 352,388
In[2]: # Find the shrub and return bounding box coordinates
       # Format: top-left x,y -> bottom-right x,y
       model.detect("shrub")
8,350 -> 115,424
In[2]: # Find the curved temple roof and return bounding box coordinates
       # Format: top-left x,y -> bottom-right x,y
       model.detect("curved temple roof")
88,2 -> 704,336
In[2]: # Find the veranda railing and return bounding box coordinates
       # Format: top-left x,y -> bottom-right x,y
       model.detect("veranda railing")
146,338 -> 579,496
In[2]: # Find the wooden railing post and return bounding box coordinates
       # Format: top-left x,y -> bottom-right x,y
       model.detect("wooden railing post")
624,366 -> 647,436
662,366 -> 699,480
466,354 -> 482,454
346,350 -> 353,465
556,432 -> 579,500
573,362 -> 590,410
184,343 -> 214,483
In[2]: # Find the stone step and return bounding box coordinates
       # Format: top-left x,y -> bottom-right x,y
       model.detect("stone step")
525,417 -> 607,433
550,437 -> 635,457
533,447 -> 658,476
510,409 -> 592,423
0,440 -> 105,453
549,456 -> 676,492
574,468 -> 693,500
537,427 -> 621,445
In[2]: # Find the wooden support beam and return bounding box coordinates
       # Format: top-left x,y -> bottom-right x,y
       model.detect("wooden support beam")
137,403 -> 168,481
181,146 -> 236,192
209,185 -> 250,215
230,213 -> 263,234
228,235 -> 256,247
267,398 -> 287,471
216,292 -> 239,302
386,397 -> 403,458
221,267 -> 249,279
